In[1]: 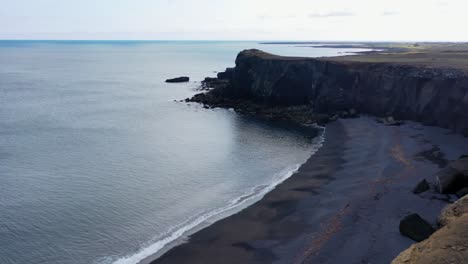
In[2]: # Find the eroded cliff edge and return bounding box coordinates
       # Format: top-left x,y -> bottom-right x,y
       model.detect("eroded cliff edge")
191,49 -> 468,135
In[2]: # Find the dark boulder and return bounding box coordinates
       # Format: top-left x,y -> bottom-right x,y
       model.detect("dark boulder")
413,179 -> 430,194
436,167 -> 463,193
166,76 -> 190,83
436,158 -> 468,194
456,187 -> 468,198
399,214 -> 434,242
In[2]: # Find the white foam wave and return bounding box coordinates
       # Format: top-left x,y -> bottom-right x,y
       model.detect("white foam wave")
110,127 -> 326,264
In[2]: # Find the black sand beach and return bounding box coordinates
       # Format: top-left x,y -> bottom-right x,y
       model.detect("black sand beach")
150,117 -> 468,264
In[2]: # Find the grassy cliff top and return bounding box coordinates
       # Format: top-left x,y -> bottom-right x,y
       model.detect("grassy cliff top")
252,43 -> 468,73
326,43 -> 468,72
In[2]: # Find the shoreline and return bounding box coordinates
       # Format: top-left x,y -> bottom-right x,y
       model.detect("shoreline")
118,120 -> 326,264
149,117 -> 468,264
147,119 -> 343,264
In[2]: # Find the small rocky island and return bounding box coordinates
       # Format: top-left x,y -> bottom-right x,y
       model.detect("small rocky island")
166,76 -> 190,83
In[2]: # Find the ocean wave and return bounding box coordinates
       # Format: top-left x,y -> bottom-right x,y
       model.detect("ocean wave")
109,126 -> 326,264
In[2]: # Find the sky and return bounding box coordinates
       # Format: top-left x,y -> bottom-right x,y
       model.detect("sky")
0,0 -> 467,41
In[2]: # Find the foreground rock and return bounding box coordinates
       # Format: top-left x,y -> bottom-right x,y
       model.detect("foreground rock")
438,194 -> 468,226
399,214 -> 434,242
436,157 -> 468,194
392,195 -> 468,264
166,76 -> 189,83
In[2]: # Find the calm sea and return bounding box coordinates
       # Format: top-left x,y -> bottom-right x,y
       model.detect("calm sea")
0,41 -> 368,264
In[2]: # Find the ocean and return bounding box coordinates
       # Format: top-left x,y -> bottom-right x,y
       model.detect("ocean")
0,41 -> 368,264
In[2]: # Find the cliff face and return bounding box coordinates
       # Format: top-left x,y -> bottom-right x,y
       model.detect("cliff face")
218,49 -> 468,135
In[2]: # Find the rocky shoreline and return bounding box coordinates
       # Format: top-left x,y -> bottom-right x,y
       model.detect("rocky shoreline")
187,64 -> 359,127
187,49 -> 468,136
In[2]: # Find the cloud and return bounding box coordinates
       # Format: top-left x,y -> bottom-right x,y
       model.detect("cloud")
434,1 -> 449,6
257,14 -> 296,20
308,11 -> 355,18
382,11 -> 399,16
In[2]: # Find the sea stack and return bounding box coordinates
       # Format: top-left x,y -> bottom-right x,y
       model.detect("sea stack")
165,76 -> 190,83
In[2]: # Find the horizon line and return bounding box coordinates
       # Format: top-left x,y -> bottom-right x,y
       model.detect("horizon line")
0,39 -> 467,43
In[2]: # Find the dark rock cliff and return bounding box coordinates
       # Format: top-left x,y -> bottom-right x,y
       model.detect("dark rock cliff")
210,49 -> 468,135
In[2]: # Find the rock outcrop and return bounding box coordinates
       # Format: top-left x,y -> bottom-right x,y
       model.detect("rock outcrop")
436,157 -> 468,194
399,214 -> 435,242
195,49 -> 468,135
392,195 -> 468,264
438,193 -> 468,226
166,76 -> 190,83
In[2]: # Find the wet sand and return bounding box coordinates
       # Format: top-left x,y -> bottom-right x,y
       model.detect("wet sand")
150,117 -> 468,264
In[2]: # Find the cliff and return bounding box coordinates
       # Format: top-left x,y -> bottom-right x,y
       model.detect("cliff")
185,47 -> 468,263
198,49 -> 468,135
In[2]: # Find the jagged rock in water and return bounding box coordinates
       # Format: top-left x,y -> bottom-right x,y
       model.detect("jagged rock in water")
166,76 -> 190,83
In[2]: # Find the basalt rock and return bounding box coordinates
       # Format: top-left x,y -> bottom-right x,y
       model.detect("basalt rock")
166,76 -> 189,83
399,214 -> 435,242
198,49 -> 468,135
217,67 -> 234,80
200,77 -> 231,91
436,157 -> 468,194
